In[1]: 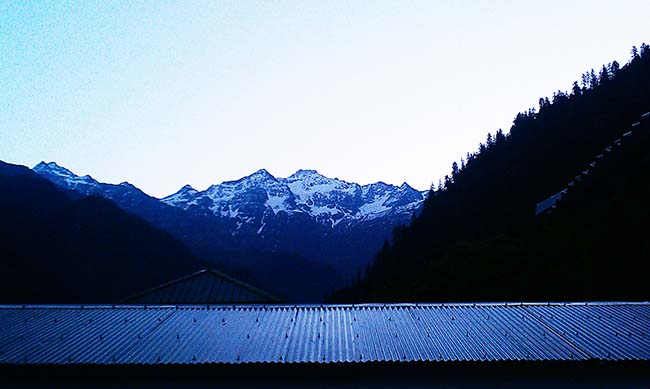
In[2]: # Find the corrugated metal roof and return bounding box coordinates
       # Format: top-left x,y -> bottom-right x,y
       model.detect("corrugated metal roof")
124,269 -> 279,304
0,302 -> 648,365
535,190 -> 564,215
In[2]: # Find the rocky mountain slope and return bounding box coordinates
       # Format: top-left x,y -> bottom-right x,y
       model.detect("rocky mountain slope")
163,169 -> 424,228
33,162 -> 426,297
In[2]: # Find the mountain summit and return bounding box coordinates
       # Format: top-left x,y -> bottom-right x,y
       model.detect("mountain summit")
33,161 -> 99,193
33,162 -> 427,294
162,169 -> 426,229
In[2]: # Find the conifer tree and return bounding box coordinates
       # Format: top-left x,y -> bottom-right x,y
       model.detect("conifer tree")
539,97 -> 549,111
553,91 -> 568,103
486,133 -> 494,147
572,81 -> 581,96
495,129 -> 506,143
589,69 -> 599,88
451,162 -> 459,177
609,61 -> 620,77
599,64 -> 610,85
641,43 -> 649,57
581,73 -> 590,89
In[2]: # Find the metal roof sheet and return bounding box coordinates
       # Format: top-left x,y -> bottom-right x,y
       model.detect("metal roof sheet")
0,302 -> 648,365
535,112 -> 649,217
525,304 -> 650,360
124,269 -> 279,304
535,191 -> 564,215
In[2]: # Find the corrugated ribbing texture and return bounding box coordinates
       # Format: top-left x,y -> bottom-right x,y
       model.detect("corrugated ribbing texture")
525,304 -> 650,360
0,306 -> 173,364
0,303 -> 649,365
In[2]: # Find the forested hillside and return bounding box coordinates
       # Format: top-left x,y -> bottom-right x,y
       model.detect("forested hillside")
332,44 -> 650,302
0,162 -> 205,303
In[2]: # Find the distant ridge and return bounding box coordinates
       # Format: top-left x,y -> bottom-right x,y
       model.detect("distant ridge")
162,167 -> 426,228
33,163 -> 426,300
0,160 -> 207,303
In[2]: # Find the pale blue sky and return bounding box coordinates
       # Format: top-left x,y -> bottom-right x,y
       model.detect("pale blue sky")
1,1 -> 648,197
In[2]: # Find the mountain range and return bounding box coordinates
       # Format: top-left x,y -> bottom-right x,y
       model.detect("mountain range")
32,162 -> 426,299
162,168 -> 425,228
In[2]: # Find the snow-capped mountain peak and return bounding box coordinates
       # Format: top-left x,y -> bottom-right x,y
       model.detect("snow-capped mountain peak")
33,161 -> 426,230
286,169 -> 323,180
161,168 -> 426,228
34,161 -> 79,179
33,161 -> 99,192
241,168 -> 276,183
162,184 -> 199,207
283,169 -> 358,205
32,162 -> 427,280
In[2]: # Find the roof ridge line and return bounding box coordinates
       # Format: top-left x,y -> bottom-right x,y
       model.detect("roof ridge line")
204,268 -> 282,302
120,268 -> 210,303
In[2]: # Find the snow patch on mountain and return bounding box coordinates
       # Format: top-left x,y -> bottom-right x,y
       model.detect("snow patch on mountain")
161,168 -> 426,227
265,194 -> 290,214
310,205 -> 340,216
32,161 -> 429,281
357,193 -> 392,219
163,184 -> 199,207
284,170 -> 358,204
33,162 -> 99,192
33,161 -> 426,231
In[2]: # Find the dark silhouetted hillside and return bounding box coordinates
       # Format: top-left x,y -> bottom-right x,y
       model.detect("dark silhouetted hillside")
32,163 -> 344,301
0,162 -> 206,303
332,44 -> 650,302
0,161 -> 340,302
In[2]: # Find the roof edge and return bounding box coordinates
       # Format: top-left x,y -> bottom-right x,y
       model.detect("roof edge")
120,268 -> 281,304
1,301 -> 648,310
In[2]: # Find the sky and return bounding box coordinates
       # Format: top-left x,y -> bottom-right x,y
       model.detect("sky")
1,0 -> 649,197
